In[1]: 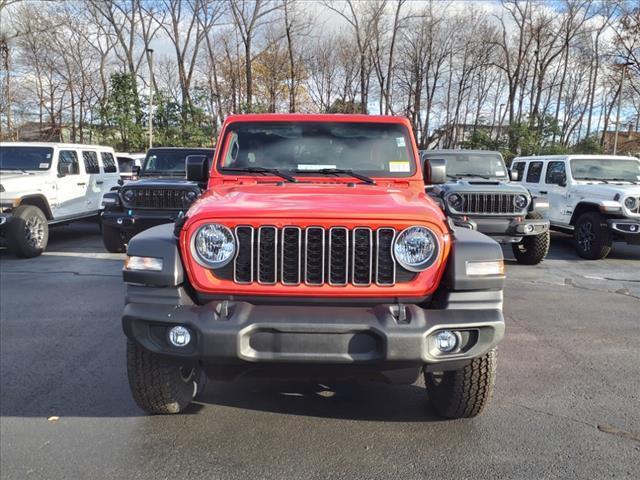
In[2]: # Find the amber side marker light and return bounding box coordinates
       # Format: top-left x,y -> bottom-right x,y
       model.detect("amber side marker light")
465,260 -> 504,276
124,256 -> 163,272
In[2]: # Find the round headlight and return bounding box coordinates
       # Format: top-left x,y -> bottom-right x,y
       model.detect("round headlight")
514,194 -> 529,209
624,196 -> 638,210
191,224 -> 236,268
123,189 -> 135,202
446,193 -> 463,210
393,226 -> 438,272
185,190 -> 198,203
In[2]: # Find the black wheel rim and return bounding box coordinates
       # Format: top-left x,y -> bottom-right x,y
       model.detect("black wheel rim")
24,215 -> 45,248
577,221 -> 595,252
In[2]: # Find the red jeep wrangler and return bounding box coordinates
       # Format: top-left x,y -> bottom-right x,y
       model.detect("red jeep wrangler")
122,114 -> 505,419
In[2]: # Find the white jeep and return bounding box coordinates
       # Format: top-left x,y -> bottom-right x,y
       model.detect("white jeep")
0,142 -> 121,257
512,154 -> 640,259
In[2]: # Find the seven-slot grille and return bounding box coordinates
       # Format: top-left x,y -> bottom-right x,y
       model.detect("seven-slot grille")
121,188 -> 192,209
229,226 -> 402,286
454,193 -> 522,215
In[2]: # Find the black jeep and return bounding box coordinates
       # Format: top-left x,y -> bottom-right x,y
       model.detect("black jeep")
101,147 -> 213,253
422,149 -> 550,265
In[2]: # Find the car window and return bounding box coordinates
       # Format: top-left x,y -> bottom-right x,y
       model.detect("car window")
59,150 -> 79,175
219,122 -> 416,177
545,161 -> 566,184
526,161 -> 543,183
82,151 -> 100,174
424,152 -> 507,179
0,146 -> 54,171
101,152 -> 117,173
512,162 -> 525,181
117,157 -> 134,173
142,149 -> 213,176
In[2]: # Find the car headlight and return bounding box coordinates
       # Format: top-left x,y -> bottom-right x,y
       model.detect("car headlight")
191,223 -> 236,268
122,189 -> 135,202
393,226 -> 439,272
514,194 -> 529,209
184,190 -> 198,203
624,196 -> 638,210
446,193 -> 463,211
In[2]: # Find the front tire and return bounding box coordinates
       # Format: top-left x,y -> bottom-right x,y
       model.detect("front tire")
7,205 -> 49,258
512,212 -> 550,265
126,339 -> 202,414
573,212 -> 612,260
425,349 -> 496,419
102,222 -> 126,253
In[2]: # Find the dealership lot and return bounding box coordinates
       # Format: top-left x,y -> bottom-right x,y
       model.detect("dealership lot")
1,222 -> 639,480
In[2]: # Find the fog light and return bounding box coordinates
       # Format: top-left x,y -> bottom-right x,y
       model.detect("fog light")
168,326 -> 191,347
435,330 -> 458,353
524,224 -> 534,233
630,225 -> 638,232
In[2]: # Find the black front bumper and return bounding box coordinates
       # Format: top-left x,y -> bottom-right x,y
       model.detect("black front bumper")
122,288 -> 505,379
453,216 -> 549,243
101,209 -> 181,235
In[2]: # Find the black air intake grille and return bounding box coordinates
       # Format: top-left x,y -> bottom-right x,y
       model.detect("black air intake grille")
455,193 -> 521,215
121,188 -> 193,210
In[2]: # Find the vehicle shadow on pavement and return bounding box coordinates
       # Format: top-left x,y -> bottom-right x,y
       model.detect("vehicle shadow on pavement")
193,379 -> 442,422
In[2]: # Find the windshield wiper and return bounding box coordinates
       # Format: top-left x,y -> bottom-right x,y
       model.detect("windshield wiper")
294,168 -> 376,185
457,174 -> 493,180
223,166 -> 298,183
577,177 -> 608,184
608,178 -> 639,184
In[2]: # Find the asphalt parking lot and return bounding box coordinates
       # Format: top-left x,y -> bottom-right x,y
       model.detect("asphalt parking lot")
1,222 -> 639,479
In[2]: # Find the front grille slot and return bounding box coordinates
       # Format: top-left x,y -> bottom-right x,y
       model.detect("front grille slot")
305,227 -> 325,285
123,188 -> 190,209
257,227 -> 277,284
459,193 -> 517,215
230,226 -> 409,287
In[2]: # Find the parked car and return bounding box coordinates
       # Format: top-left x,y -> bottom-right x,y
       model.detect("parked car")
121,114 -> 506,419
421,149 -> 550,265
101,147 -> 214,253
512,154 -> 640,259
0,142 -> 120,257
116,152 -> 146,182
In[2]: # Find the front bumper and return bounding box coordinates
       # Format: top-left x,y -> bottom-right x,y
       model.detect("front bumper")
101,209 -> 181,234
452,216 -> 549,243
122,291 -> 505,374
608,219 -> 640,244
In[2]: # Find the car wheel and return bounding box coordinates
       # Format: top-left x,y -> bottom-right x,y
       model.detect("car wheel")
425,348 -> 496,419
573,212 -> 612,260
512,212 -> 550,265
126,339 -> 203,414
7,205 -> 49,258
102,222 -> 126,253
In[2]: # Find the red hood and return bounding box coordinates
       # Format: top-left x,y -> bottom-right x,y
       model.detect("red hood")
186,182 -> 446,223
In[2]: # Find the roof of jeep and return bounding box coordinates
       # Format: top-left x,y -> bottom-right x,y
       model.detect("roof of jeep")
422,149 -> 501,155
223,113 -> 412,127
513,154 -> 639,161
0,142 -> 114,149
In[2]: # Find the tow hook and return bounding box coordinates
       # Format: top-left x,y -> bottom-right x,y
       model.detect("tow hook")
392,303 -> 408,324
116,217 -> 135,226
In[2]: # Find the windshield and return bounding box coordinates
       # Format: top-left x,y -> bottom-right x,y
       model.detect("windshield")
570,158 -> 640,182
0,146 -> 54,171
219,122 -> 416,177
426,152 -> 507,179
142,149 -> 213,176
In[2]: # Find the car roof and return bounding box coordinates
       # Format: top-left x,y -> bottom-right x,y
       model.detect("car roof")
513,154 -> 639,161
0,142 -> 114,149
223,113 -> 412,127
422,149 -> 501,154
147,147 -> 213,151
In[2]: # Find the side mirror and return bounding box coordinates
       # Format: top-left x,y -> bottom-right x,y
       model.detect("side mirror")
57,162 -> 73,177
510,169 -> 519,182
550,171 -> 566,187
424,158 -> 447,185
132,165 -> 141,177
186,155 -> 209,183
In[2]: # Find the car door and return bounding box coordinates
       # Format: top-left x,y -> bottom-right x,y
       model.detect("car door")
81,150 -> 102,214
53,149 -> 89,218
98,150 -> 120,201
544,160 -> 571,225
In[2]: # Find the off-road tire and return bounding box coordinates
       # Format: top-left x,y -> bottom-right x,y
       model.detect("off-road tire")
7,205 -> 49,258
512,211 -> 550,265
102,222 -> 126,253
425,348 -> 496,419
573,211 -> 612,260
126,339 -> 202,414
